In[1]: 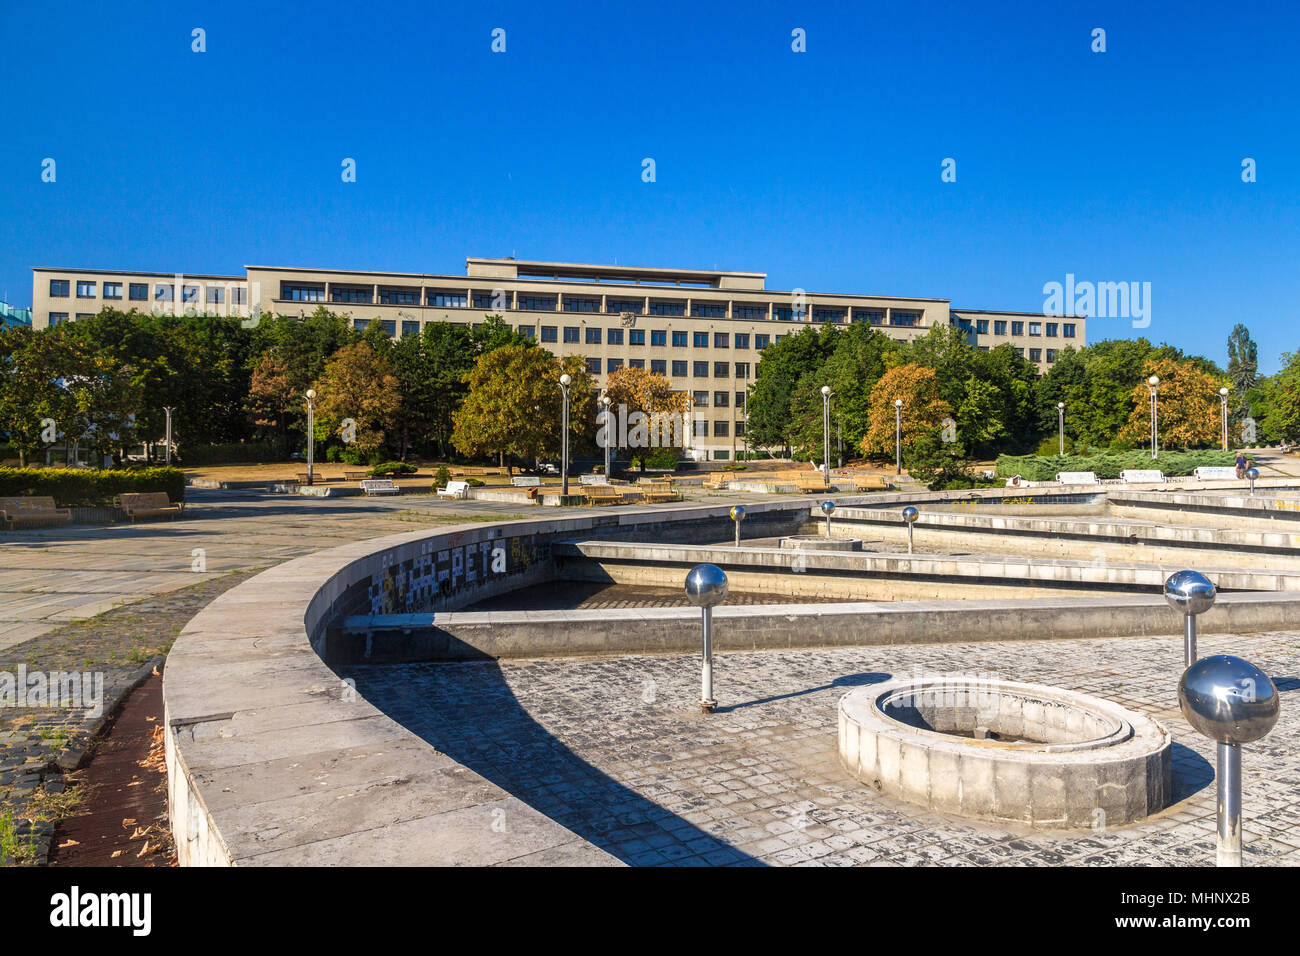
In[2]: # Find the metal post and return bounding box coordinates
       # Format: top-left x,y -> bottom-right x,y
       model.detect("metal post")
1057,403 -> 1064,457
903,506 -> 918,554
1220,388 -> 1230,451
821,386 -> 832,488
163,406 -> 174,465
1184,612 -> 1198,669
600,395 -> 611,478
1217,741 -> 1242,867
701,605 -> 714,710
305,389 -> 316,486
685,564 -> 727,714
560,374 -> 571,498
894,400 -> 903,476
1247,467 -> 1258,495
730,506 -> 745,547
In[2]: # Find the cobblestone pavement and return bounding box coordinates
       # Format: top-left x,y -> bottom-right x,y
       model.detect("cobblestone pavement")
343,631 -> 1300,867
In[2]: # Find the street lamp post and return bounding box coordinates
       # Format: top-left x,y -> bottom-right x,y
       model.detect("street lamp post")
163,406 -> 174,465
304,389 -> 316,486
1148,375 -> 1160,461
599,394 -> 612,478
559,373 -> 572,498
821,385 -> 832,489
1057,402 -> 1065,457
894,399 -> 903,476
1220,387 -> 1230,451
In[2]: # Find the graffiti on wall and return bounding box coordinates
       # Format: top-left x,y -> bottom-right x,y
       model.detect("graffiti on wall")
366,531 -> 551,615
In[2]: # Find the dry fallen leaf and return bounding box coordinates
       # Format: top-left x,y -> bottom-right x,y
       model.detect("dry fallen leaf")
137,840 -> 151,858
58,839 -> 79,848
121,818 -> 136,828
111,850 -> 123,858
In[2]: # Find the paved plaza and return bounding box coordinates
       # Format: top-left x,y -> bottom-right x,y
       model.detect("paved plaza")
344,631 -> 1300,867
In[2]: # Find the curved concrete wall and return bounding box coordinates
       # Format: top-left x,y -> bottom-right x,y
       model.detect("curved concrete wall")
163,489 -> 1300,865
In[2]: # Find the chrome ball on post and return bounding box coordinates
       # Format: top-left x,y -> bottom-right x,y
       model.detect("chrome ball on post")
686,564 -> 728,713
685,563 -> 728,607
1165,570 -> 1215,667
902,506 -> 919,553
820,499 -> 836,538
1178,655 -> 1279,745
729,505 -> 746,547
1178,654 -> 1280,868
1245,467 -> 1259,495
1163,570 -> 1216,616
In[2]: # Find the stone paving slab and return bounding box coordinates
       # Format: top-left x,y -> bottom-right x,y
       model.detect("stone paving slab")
341,630 -> 1300,867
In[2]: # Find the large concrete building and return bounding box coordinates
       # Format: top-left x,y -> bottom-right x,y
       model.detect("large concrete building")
31,258 -> 1084,460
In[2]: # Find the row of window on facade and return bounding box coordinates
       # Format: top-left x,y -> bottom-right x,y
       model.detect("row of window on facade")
275,282 -> 923,324
966,317 -> 1076,338
48,279 -> 247,305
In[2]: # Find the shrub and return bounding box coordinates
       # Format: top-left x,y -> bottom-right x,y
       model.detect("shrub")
994,450 -> 1235,481
465,477 -> 485,487
432,465 -> 451,489
645,448 -> 679,470
0,467 -> 186,507
369,461 -> 417,477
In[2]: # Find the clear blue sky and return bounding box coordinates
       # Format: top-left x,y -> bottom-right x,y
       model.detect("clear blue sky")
2,0 -> 1297,371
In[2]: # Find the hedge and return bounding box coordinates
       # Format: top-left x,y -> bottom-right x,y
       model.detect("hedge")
994,450 -> 1236,481
0,467 -> 187,507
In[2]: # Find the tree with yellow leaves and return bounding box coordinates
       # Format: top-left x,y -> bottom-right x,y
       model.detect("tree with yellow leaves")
313,340 -> 402,459
1118,357 -> 1225,449
859,364 -> 952,458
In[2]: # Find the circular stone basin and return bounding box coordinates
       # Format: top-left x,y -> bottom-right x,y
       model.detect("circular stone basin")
779,535 -> 863,552
838,677 -> 1171,828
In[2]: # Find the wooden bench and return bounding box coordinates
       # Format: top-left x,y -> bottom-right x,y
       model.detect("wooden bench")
116,492 -> 183,521
641,489 -> 681,503
436,480 -> 470,500
0,496 -> 72,530
1193,466 -> 1240,481
850,475 -> 891,491
345,470 -> 371,480
1055,471 -> 1100,485
582,485 -> 625,505
579,474 -> 610,486
1120,469 -> 1165,484
360,478 -> 401,496
511,476 -> 542,487
795,473 -> 834,492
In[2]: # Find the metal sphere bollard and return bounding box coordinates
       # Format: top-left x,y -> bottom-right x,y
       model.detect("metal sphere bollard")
1245,467 -> 1259,495
902,505 -> 919,554
685,564 -> 729,713
820,499 -> 836,538
1178,655 -> 1280,867
729,505 -> 746,547
1164,570 -> 1216,667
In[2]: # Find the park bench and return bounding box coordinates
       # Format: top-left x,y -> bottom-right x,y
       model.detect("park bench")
702,476 -> 731,490
1120,469 -> 1165,484
511,476 -> 541,487
436,480 -> 470,500
795,473 -> 834,492
582,485 -> 624,505
1193,466 -> 1240,481
0,496 -> 72,531
115,492 -> 183,522
850,474 -> 891,491
345,469 -> 371,480
641,488 -> 681,503
360,478 -> 401,496
1055,471 -> 1100,485
579,474 -> 610,485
